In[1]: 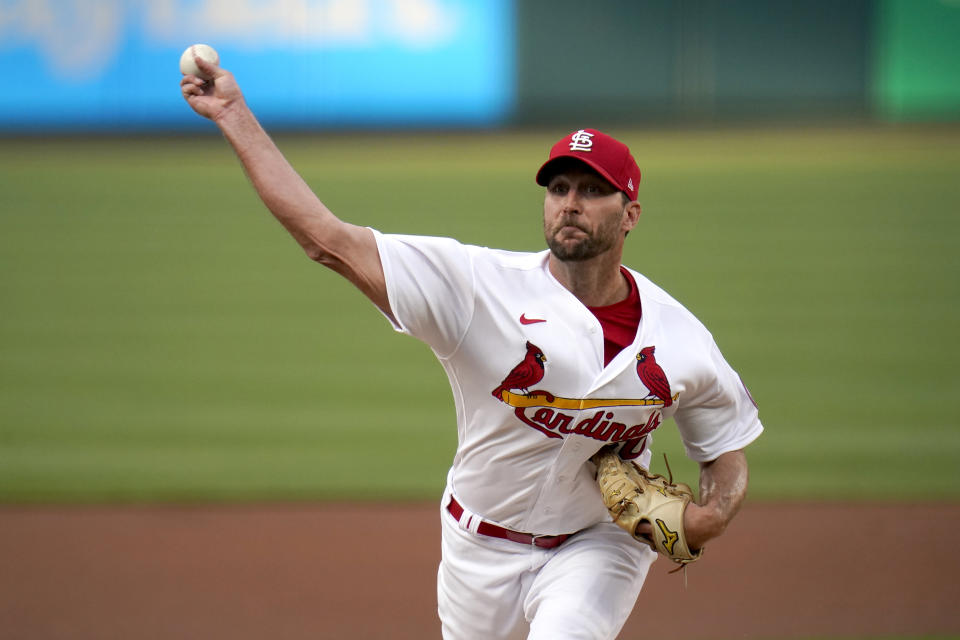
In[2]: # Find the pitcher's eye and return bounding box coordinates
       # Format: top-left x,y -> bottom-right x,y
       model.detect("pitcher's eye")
584,182 -> 613,196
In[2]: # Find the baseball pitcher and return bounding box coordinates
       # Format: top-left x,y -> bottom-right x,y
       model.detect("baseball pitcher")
181,55 -> 762,640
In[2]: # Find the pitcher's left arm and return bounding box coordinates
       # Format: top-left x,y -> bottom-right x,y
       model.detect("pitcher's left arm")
683,449 -> 749,550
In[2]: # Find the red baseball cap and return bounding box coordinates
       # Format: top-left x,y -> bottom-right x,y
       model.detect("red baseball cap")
535,128 -> 641,201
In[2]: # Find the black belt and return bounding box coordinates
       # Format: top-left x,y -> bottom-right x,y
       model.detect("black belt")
446,497 -> 572,549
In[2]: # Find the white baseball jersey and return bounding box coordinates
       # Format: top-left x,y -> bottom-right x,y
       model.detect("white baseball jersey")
373,231 -> 763,536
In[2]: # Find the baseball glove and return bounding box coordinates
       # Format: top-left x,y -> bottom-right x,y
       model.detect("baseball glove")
592,447 -> 703,568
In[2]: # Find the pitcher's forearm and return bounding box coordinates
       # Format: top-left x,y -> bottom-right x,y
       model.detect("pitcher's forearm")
701,449 -> 748,511
182,60 -> 389,315
684,449 -> 749,549
214,104 -> 389,312
215,104 -> 336,258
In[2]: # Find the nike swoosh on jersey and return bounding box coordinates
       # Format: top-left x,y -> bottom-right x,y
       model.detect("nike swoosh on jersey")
519,314 -> 547,325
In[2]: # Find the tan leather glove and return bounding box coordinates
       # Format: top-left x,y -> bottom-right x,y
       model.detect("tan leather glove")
592,447 -> 704,568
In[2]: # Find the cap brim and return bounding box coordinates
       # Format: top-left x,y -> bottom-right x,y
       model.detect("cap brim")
535,155 -> 623,193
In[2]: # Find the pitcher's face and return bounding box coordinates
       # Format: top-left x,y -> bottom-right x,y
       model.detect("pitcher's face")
543,168 -> 629,262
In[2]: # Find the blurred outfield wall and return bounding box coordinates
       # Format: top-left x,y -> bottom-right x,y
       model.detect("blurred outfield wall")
0,0 -> 957,133
0,0 -> 515,131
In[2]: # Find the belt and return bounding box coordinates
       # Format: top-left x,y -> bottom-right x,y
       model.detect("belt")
446,497 -> 572,549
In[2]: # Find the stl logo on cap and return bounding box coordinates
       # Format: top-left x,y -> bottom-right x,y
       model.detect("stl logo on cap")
535,128 -> 641,202
568,129 -> 594,153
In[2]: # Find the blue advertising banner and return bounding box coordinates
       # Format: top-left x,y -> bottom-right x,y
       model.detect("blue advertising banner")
0,0 -> 514,131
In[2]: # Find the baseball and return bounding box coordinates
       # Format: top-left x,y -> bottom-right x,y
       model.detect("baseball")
179,44 -> 219,79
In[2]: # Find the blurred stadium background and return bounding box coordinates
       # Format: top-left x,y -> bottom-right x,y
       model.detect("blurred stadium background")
1,0 -> 959,504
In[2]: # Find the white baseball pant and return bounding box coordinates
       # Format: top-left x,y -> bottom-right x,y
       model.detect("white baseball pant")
437,492 -> 656,640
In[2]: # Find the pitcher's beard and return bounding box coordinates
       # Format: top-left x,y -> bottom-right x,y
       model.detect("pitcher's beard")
547,233 -> 608,261
545,219 -> 620,262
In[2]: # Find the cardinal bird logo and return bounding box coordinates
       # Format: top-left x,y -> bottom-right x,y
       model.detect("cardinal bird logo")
636,346 -> 673,407
491,341 -> 547,401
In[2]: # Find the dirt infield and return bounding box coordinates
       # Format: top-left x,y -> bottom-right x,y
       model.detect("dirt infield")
2,502 -> 958,639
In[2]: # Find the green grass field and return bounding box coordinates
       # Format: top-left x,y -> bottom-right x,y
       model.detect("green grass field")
1,126 -> 958,503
